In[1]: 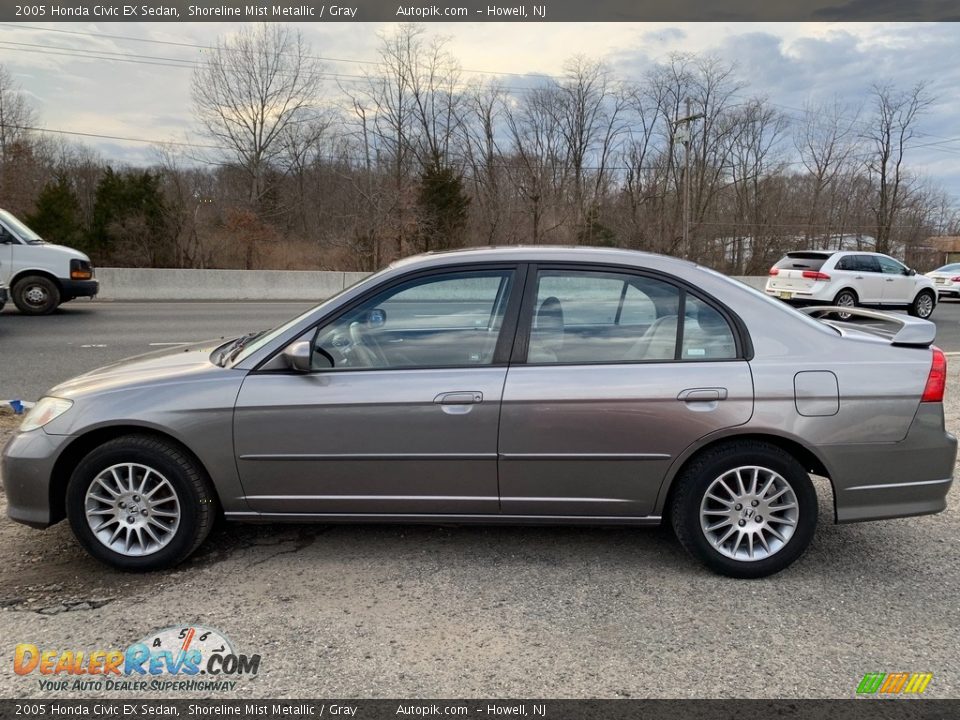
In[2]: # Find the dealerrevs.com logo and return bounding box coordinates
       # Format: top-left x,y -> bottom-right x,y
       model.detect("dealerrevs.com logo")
14,625 -> 261,693
856,673 -> 933,697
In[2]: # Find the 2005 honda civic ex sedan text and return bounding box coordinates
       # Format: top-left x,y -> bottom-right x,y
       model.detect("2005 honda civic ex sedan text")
2,248 -> 956,577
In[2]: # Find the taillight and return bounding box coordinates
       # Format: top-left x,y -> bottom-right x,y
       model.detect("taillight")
950,276 -> 960,282
921,346 -> 947,403
802,271 -> 831,281
768,267 -> 779,276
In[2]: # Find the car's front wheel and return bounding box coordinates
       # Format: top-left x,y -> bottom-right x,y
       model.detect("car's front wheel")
670,441 -> 818,578
909,290 -> 936,319
13,275 -> 60,315
66,435 -> 217,571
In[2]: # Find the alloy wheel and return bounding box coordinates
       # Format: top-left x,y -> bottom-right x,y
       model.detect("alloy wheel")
84,463 -> 181,557
699,465 -> 799,562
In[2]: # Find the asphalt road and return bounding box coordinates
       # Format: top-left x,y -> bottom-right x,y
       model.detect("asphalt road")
2,297 -> 960,401
0,300 -> 312,401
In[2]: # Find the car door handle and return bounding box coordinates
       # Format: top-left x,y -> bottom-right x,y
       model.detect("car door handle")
434,391 -> 483,405
677,388 -> 727,402
885,278 -> 895,282
854,276 -> 864,279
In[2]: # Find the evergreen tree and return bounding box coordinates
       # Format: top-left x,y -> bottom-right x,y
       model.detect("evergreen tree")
415,164 -> 471,252
26,174 -> 84,248
89,168 -> 169,265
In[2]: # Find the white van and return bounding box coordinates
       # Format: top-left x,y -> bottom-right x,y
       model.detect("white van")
0,208 -> 98,315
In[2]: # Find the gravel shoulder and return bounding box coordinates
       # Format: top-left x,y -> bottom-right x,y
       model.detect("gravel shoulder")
0,394 -> 958,699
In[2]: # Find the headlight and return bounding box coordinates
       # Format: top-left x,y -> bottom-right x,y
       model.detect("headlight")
20,397 -> 73,432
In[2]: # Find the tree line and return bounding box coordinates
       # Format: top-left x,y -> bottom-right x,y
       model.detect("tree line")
0,24 -> 956,274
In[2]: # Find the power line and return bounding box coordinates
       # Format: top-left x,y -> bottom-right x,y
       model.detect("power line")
0,22 -> 560,80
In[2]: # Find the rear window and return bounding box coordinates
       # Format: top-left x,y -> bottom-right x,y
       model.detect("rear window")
774,253 -> 832,271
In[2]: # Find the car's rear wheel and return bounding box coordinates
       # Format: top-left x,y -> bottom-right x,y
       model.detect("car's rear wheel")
670,441 -> 818,578
13,275 -> 60,315
832,289 -> 857,320
909,290 -> 936,319
66,435 -> 217,571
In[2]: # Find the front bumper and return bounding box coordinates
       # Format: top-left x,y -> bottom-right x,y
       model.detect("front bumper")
1,429 -> 71,528
61,279 -> 99,299
822,404 -> 957,523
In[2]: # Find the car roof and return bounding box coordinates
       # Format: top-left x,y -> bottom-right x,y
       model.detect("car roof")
782,250 -> 895,258
389,245 -> 699,270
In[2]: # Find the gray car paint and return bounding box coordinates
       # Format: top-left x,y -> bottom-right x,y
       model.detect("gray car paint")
2,247 -> 955,531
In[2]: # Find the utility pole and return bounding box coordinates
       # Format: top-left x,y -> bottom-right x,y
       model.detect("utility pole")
673,98 -> 705,259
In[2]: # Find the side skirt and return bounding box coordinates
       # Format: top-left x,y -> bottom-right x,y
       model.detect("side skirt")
224,512 -> 663,527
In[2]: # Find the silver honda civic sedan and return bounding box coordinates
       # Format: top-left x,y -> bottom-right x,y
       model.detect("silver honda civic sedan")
2,248 -> 956,577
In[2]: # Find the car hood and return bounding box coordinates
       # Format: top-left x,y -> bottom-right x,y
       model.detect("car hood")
32,242 -> 92,263
48,339 -> 232,398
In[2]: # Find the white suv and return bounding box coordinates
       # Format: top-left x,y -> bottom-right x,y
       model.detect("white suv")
765,251 -> 937,319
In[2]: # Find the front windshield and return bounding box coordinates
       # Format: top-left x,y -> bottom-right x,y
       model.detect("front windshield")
0,209 -> 43,243
228,266 -> 389,365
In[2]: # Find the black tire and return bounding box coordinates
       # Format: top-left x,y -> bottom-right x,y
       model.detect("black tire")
65,435 -> 217,571
832,289 -> 857,320
909,290 -> 936,319
670,440 -> 818,579
13,275 -> 60,315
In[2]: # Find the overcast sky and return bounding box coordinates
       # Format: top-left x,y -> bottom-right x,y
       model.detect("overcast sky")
2,21 -> 959,201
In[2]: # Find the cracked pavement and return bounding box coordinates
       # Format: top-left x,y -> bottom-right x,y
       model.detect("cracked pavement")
1,390 -> 959,699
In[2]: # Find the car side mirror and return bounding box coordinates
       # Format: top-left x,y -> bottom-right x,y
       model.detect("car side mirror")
905,268 -> 916,276
282,340 -> 312,373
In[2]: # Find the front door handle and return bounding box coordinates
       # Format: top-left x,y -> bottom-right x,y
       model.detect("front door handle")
434,391 -> 483,405
677,387 -> 728,402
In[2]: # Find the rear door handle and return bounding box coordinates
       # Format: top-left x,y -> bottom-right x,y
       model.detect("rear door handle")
434,391 -> 483,405
677,387 -> 727,402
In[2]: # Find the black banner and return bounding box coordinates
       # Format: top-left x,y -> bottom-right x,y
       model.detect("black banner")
0,700 -> 958,720
3,0 -> 960,23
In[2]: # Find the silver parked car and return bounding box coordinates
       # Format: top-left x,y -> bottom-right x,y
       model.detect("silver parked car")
2,248 -> 956,578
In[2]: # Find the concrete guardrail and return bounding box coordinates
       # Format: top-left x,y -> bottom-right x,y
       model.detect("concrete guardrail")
95,268 -> 372,301
94,268 -> 769,301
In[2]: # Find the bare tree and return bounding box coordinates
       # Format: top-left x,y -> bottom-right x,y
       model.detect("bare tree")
863,82 -> 933,254
554,57 -> 626,231
0,65 -> 36,161
192,24 -> 324,206
794,99 -> 861,246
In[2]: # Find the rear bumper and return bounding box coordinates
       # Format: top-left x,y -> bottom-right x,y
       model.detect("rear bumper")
764,284 -> 835,303
61,279 -> 99,299
821,404 -> 957,523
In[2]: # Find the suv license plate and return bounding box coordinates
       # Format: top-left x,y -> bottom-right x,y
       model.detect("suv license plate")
779,291 -> 793,299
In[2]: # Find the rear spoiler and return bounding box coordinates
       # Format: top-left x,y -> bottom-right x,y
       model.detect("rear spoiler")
800,306 -> 936,347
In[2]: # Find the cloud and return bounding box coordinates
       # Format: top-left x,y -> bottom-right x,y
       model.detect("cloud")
0,21 -> 956,197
